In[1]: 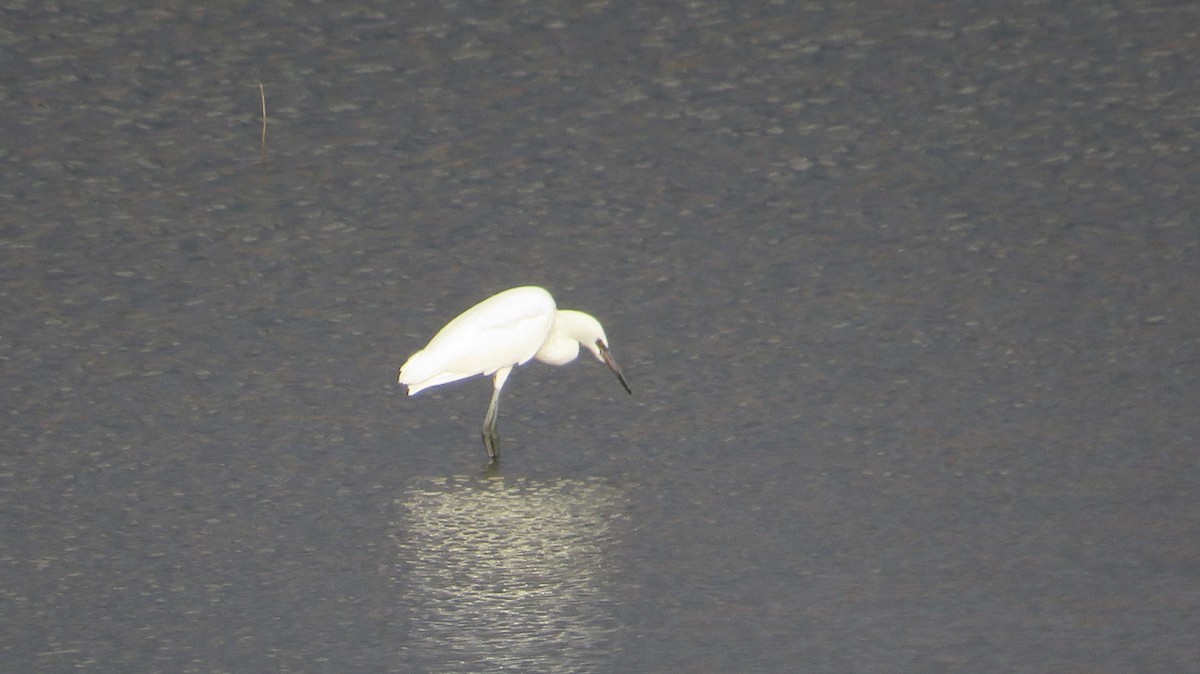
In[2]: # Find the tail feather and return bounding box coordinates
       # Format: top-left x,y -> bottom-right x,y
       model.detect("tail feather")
398,350 -> 473,395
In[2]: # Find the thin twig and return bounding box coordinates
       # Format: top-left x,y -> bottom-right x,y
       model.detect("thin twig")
259,82 -> 267,154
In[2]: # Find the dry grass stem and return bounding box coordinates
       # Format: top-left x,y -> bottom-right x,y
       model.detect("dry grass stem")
259,82 -> 267,152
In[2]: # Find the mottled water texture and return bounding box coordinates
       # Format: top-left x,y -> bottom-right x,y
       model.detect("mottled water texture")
395,476 -> 625,672
2,1 -> 1198,672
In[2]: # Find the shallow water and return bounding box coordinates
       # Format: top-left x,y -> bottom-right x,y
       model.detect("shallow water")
2,0 -> 1198,671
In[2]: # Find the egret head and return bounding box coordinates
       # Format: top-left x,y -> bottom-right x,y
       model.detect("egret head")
538,310 -> 631,394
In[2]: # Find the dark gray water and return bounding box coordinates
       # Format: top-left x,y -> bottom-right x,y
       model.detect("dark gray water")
3,1 -> 1197,672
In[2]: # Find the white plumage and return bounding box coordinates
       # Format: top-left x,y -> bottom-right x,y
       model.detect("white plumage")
398,286 -> 630,461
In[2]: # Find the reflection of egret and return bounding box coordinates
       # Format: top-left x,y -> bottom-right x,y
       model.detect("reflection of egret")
393,476 -> 626,673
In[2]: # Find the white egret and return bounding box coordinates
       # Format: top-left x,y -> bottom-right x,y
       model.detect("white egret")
398,286 -> 631,461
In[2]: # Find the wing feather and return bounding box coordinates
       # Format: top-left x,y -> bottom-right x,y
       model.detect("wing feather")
398,287 -> 556,395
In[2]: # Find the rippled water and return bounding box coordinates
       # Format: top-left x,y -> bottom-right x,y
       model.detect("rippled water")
3,0 -> 1197,671
394,476 -> 625,673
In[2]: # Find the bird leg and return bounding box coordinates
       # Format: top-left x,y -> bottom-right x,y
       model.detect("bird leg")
482,388 -> 500,461
481,367 -> 511,462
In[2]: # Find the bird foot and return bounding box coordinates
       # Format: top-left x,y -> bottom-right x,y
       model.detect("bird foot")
482,431 -> 500,462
